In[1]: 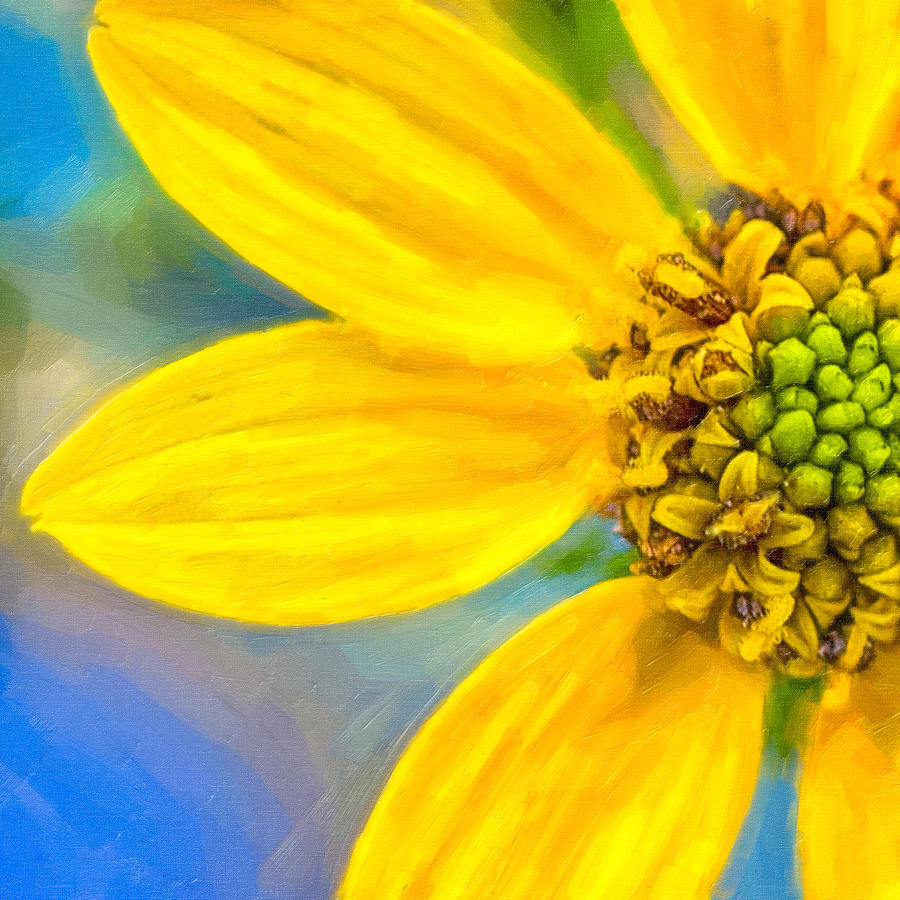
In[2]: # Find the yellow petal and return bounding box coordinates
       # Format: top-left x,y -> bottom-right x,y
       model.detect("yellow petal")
21,322 -> 608,625
88,0 -> 679,365
340,576 -> 768,899
798,651 -> 900,899
615,0 -> 900,198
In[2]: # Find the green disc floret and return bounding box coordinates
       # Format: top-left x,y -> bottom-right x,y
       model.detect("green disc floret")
776,386 -> 819,414
768,338 -> 817,390
805,322 -> 847,364
815,364 -> 853,401
851,363 -> 892,410
808,433 -> 848,468
854,532 -> 898,574
868,403 -> 897,430
835,460 -> 866,503
787,236 -> 842,306
802,557 -> 850,600
770,409 -> 816,464
848,427 -> 891,475
817,401 -> 866,433
847,331 -> 879,376
827,504 -> 877,556
733,282 -> 900,526
739,279 -> 900,563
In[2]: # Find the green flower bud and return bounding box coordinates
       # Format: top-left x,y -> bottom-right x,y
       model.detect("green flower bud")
768,337 -> 817,391
730,391 -> 776,440
868,265 -> 900,320
776,386 -> 819,414
805,323 -> 847,364
770,409 -> 817,464
826,276 -> 876,339
808,433 -> 848,469
817,401 -> 866,433
851,363 -> 892,411
815,364 -> 854,401
801,557 -> 850,601
832,228 -> 883,282
848,427 -> 891,475
835,460 -> 866,503
866,472 -> 900,517
878,319 -> 900,371
826,504 -> 877,557
868,404 -> 897,430
785,463 -> 833,508
847,331 -> 880,377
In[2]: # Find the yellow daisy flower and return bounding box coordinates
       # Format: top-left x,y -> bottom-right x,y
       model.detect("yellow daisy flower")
19,0 -> 900,895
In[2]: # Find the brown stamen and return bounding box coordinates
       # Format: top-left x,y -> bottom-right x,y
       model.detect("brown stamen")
637,524 -> 698,578
638,254 -> 737,326
631,392 -> 706,431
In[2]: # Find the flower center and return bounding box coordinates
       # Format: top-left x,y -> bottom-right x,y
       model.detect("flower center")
608,192 -> 900,677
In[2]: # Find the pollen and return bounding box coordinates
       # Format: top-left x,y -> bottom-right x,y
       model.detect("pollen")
605,191 -> 900,677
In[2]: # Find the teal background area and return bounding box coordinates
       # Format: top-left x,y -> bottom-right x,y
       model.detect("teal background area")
0,1 -> 799,896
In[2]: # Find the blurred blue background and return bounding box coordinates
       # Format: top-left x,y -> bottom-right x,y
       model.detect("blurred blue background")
0,2 -> 797,897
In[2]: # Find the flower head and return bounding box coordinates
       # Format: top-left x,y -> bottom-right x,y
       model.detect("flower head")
615,201 -> 900,679
19,0 -> 900,896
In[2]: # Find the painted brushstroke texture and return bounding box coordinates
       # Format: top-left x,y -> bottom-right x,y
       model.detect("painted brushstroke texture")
341,576 -> 768,898
616,0 -> 900,198
87,0 -> 681,366
1,1 -> 806,897
0,10 -> 90,220
22,322 -> 610,624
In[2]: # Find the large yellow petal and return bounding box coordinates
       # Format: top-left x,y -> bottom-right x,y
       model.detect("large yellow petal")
615,0 -> 900,198
21,322 -> 608,625
340,576 -> 768,899
797,653 -> 900,899
88,0 -> 679,366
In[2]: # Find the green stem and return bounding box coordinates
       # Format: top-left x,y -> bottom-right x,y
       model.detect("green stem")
762,670 -> 824,763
